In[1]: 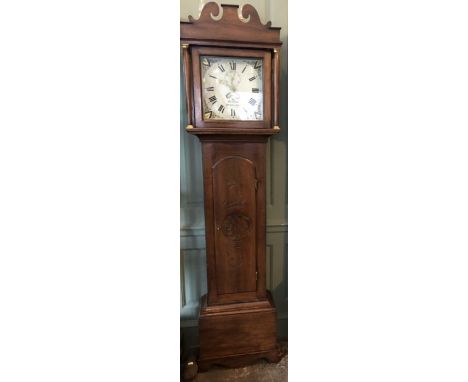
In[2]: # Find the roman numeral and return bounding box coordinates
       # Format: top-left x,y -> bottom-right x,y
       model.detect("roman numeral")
249,76 -> 256,82
254,61 -> 262,69
218,64 -> 225,72
248,98 -> 256,106
209,75 -> 217,79
229,62 -> 236,70
252,88 -> 259,93
218,105 -> 225,113
209,95 -> 217,104
231,108 -> 236,117
202,58 -> 210,66
206,86 -> 214,91
204,111 -> 213,119
242,66 -> 247,73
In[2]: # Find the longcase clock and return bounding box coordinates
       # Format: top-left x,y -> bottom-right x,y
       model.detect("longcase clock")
181,2 -> 282,370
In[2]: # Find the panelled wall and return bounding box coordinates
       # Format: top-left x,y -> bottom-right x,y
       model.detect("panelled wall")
180,0 -> 288,348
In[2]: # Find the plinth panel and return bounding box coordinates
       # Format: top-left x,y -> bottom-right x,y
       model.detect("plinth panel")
198,292 -> 280,370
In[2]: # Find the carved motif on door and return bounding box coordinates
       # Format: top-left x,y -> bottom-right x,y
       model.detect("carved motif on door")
213,156 -> 257,295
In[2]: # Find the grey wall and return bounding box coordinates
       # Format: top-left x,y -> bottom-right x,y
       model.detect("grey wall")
180,0 -> 288,349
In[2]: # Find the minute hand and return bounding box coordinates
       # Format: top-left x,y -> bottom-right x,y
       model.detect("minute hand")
229,73 -> 236,92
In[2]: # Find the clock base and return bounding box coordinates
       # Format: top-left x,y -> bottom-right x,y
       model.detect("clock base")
198,291 -> 281,371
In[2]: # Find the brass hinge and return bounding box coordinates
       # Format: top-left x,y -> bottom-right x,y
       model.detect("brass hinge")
254,178 -> 259,190
256,271 -> 258,281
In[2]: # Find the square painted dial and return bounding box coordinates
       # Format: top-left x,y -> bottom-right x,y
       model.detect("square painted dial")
200,56 -> 263,121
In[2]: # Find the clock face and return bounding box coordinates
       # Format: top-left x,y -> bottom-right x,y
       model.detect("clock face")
200,56 -> 263,121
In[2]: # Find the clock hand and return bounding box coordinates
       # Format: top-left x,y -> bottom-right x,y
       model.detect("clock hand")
229,73 -> 235,92
220,77 -> 235,92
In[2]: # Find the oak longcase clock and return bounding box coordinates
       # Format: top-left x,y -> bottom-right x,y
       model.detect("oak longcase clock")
181,2 -> 283,370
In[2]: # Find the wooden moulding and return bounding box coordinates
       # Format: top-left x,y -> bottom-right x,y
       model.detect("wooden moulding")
199,291 -> 275,316
272,48 -> 281,128
181,44 -> 193,126
180,3 -> 281,48
190,46 -> 272,130
186,127 -> 280,136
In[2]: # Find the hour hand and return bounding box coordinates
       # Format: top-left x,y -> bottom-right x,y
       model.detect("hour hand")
220,79 -> 234,92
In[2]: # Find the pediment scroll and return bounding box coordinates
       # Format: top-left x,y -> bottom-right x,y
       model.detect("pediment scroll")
181,2 -> 281,46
